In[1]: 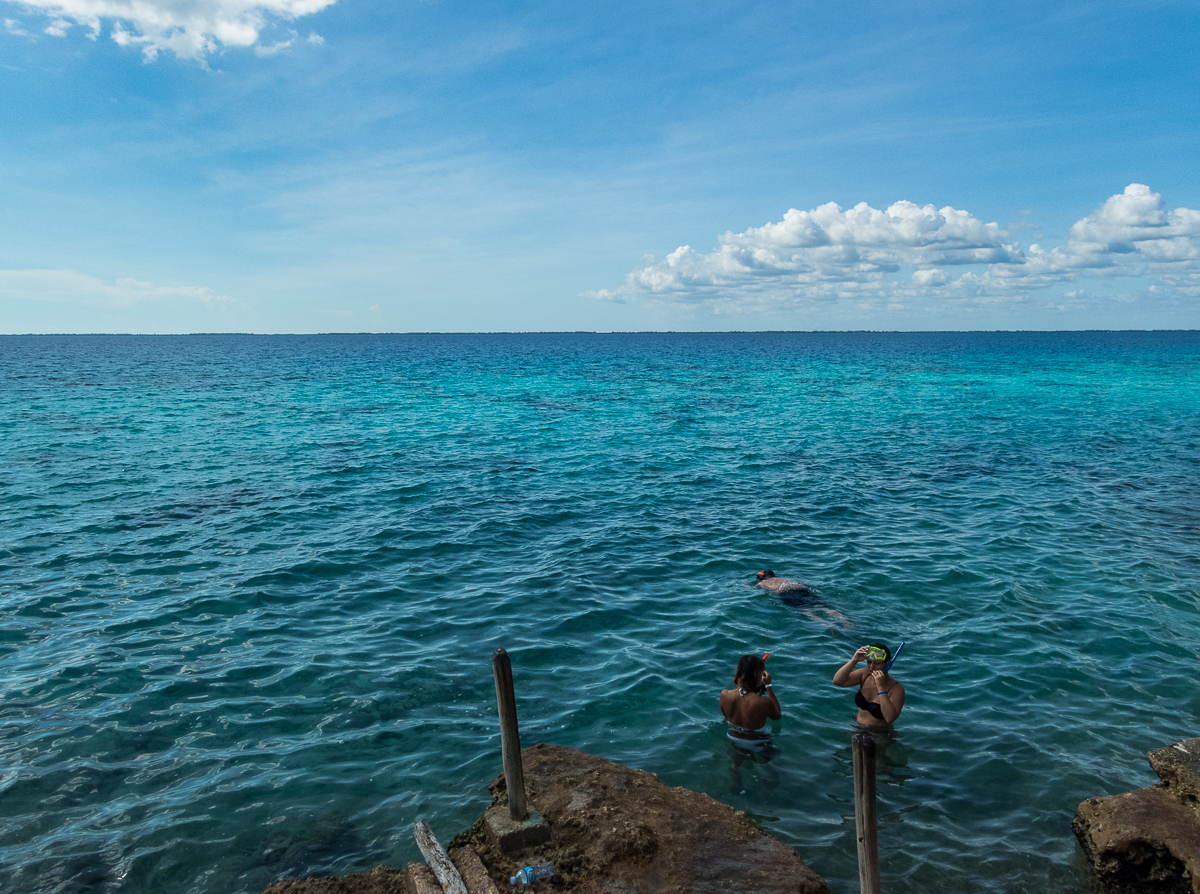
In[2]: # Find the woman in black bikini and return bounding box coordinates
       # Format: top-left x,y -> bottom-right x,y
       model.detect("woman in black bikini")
832,643 -> 905,726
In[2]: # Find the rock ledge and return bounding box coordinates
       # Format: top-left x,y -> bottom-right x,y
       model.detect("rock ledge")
1073,737 -> 1200,894
262,743 -> 828,894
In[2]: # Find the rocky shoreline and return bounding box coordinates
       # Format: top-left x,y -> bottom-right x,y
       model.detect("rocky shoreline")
1073,737 -> 1200,894
258,736 -> 1200,894
260,743 -> 828,894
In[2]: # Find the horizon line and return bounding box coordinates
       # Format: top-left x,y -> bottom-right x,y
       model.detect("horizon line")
2,329 -> 1197,337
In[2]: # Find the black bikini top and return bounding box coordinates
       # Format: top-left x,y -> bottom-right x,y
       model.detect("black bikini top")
855,687 -> 886,720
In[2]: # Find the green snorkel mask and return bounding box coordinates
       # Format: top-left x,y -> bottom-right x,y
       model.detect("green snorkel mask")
863,646 -> 888,662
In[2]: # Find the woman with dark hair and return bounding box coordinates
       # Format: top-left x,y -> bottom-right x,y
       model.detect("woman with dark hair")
833,643 -> 905,726
719,654 -> 781,753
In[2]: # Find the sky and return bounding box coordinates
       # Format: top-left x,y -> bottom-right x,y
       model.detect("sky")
1,0 -> 1198,333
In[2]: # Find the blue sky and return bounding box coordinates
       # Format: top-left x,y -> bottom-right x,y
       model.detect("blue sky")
1,0 -> 1197,333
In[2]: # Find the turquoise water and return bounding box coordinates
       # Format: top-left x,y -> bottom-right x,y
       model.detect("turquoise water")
2,332 -> 1198,894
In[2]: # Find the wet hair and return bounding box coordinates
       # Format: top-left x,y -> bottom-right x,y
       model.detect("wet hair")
866,642 -> 892,663
756,570 -> 775,580
734,654 -> 766,690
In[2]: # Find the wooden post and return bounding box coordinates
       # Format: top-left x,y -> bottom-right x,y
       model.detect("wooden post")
413,820 -> 469,894
853,731 -> 881,894
492,648 -> 528,821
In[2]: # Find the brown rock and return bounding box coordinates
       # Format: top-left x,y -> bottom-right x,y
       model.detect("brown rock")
260,863 -> 410,894
259,745 -> 829,894
450,846 -> 500,894
404,863 -> 441,894
451,743 -> 829,894
1072,786 -> 1200,894
1150,739 -> 1200,806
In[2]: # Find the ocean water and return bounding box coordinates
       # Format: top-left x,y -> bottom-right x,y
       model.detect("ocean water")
1,331 -> 1198,894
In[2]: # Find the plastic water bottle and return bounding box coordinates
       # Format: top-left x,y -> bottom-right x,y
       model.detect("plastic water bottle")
509,862 -> 554,884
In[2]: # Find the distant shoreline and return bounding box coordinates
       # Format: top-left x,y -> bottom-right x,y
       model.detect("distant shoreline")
2,329 -> 1197,337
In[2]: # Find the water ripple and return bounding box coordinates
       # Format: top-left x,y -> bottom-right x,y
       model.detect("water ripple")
1,333 -> 1199,894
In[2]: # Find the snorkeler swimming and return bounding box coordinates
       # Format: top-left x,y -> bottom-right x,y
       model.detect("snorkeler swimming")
755,571 -> 854,630
755,570 -> 817,601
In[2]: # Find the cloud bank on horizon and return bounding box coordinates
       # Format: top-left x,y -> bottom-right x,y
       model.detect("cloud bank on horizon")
590,185 -> 1200,314
0,268 -> 227,307
8,0 -> 334,59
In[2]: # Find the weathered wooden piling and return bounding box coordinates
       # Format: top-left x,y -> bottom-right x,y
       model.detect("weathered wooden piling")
484,649 -> 550,853
852,731 -> 880,894
492,647 -> 527,821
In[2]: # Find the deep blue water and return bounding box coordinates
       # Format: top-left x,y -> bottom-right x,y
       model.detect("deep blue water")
1,331 -> 1198,894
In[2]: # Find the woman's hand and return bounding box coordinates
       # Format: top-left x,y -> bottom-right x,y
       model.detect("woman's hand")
834,648 -> 868,686
873,676 -> 903,723
760,669 -> 772,688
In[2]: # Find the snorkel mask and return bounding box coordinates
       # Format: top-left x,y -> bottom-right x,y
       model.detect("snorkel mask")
863,645 -> 888,663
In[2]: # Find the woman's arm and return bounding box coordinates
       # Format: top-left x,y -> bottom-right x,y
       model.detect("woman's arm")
832,647 -> 869,687
719,689 -> 736,722
761,681 -> 782,721
876,681 -> 905,723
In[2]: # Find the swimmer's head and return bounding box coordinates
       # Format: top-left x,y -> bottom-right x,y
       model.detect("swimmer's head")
756,570 -> 776,581
863,643 -> 891,665
734,653 -> 767,689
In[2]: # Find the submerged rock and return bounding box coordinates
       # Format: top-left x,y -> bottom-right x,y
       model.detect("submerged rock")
1073,737 -> 1200,894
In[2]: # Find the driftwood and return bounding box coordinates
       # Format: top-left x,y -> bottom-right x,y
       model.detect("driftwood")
413,820 -> 468,894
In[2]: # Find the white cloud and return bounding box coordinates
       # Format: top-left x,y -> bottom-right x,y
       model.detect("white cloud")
254,37 -> 291,56
11,0 -> 337,61
599,185 -> 1200,313
1056,183 -> 1200,267
0,268 -> 227,307
624,200 -> 1022,296
580,288 -> 623,303
912,268 -> 948,286
306,29 -> 322,45
5,16 -> 29,34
